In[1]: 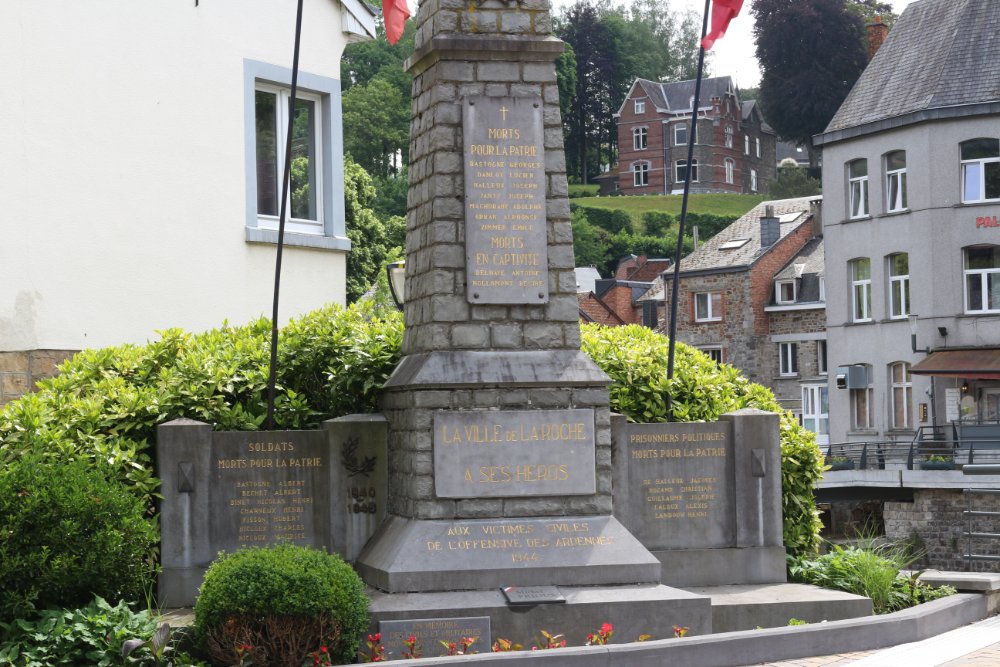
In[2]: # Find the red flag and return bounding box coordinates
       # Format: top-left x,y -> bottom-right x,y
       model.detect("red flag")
383,0 -> 410,45
701,0 -> 744,51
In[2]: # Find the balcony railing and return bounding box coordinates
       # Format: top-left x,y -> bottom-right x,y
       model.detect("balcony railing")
823,420 -> 1000,471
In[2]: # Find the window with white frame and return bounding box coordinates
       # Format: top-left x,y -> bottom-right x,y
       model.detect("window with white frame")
633,127 -> 648,150
890,361 -> 913,430
848,159 -> 869,219
850,364 -> 874,430
255,84 -> 322,229
245,60 -> 348,250
694,291 -> 721,321
755,137 -> 761,158
817,340 -> 828,375
634,98 -> 645,114
674,124 -> 688,146
633,162 -> 650,187
775,279 -> 796,304
744,134 -> 750,155
699,346 -> 724,364
779,342 -> 798,376
885,150 -> 908,212
887,252 -> 909,319
819,276 -> 826,302
961,138 -> 1000,203
851,257 -> 872,322
964,245 -> 1000,313
802,384 -> 829,443
676,159 -> 698,183
725,125 -> 733,148
725,158 -> 735,184
750,169 -> 758,192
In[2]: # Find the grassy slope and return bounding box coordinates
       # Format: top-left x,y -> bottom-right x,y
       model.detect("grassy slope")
574,193 -> 766,220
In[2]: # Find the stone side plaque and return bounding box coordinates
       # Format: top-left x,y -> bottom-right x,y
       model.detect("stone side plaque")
379,616 -> 490,659
619,422 -> 734,550
210,431 -> 330,553
463,96 -> 548,304
434,409 -> 595,498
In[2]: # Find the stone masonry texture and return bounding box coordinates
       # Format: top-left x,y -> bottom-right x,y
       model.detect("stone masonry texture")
382,0 -> 612,521
0,350 -> 76,406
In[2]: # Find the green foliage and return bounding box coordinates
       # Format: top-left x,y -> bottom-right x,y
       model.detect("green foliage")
194,544 -> 367,666
642,211 -> 674,236
0,597 -> 205,667
575,205 -> 634,235
0,303 -> 403,507
568,184 -> 599,198
788,543 -> 956,614
769,165 -> 822,199
344,159 -> 406,302
753,0 -> 868,161
580,324 -> 824,557
372,168 -> 409,220
571,194 -> 760,233
571,210 -> 609,271
342,78 -> 410,180
0,457 -> 157,623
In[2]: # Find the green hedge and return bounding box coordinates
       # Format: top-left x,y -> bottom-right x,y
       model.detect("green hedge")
0,457 -> 158,622
0,306 -> 821,560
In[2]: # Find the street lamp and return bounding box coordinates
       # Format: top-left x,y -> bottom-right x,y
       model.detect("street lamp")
386,261 -> 406,310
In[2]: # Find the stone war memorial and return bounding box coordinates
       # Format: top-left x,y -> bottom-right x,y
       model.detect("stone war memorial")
156,0 -> 823,651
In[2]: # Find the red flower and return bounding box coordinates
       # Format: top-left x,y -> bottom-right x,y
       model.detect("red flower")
320,646 -> 328,653
601,623 -> 613,634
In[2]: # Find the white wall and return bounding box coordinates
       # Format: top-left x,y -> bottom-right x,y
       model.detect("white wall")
0,0 -> 355,351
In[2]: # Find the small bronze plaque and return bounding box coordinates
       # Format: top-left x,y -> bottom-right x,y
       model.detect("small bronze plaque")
501,585 -> 565,605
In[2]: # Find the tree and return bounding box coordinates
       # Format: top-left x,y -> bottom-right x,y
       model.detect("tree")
846,0 -> 897,26
344,159 -> 405,303
769,164 -> 822,198
752,0 -> 868,167
342,78 -> 410,180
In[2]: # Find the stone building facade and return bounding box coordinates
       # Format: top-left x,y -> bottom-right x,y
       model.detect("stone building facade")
616,76 -> 776,196
0,350 -> 74,406
642,198 -> 825,423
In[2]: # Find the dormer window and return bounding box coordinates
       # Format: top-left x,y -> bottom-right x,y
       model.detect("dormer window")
775,280 -> 796,304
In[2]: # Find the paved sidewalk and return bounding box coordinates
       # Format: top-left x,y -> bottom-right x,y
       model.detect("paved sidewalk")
761,615 -> 1000,667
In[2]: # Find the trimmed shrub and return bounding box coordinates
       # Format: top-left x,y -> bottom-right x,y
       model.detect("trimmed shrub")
577,205 -> 634,234
194,544 -> 367,666
580,323 -> 824,557
642,211 -> 675,236
0,457 -> 158,623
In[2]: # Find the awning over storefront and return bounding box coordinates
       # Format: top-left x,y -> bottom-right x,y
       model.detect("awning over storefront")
911,349 -> 1000,380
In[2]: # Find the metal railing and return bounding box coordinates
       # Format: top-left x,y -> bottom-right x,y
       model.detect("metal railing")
822,421 -> 1000,471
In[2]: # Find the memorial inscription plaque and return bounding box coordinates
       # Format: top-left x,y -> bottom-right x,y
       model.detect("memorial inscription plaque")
209,431 -> 330,554
463,96 -> 548,304
621,422 -> 734,550
434,409 -> 596,498
379,617 -> 491,658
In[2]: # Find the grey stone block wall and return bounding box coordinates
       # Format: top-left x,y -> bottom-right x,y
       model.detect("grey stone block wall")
885,489 -> 1000,572
401,0 -> 576,357
382,384 -> 612,519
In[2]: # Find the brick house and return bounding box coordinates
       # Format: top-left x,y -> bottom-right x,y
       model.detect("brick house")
577,256 -> 672,327
615,76 -> 777,196
641,197 -> 826,424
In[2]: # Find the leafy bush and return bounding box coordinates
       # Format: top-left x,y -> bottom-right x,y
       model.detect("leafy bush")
642,211 -> 675,235
0,457 -> 158,623
0,303 -> 402,503
194,544 -> 367,666
575,205 -> 634,235
788,543 -> 956,614
580,323 -> 824,557
0,597 -> 205,667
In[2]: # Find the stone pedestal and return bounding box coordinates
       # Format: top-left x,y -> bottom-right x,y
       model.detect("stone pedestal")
355,0 -> 661,594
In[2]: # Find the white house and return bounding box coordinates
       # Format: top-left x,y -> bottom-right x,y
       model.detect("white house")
0,0 -> 376,404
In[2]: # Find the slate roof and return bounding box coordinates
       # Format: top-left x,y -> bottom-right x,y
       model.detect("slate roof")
824,0 -> 1000,135
638,197 -> 819,302
675,197 -> 818,274
633,76 -> 736,113
773,237 -> 825,305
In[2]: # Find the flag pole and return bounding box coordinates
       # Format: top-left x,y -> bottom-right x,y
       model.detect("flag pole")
666,0 -> 711,417
266,0 -> 305,430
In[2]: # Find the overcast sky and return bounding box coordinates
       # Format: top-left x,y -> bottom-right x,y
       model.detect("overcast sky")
547,0 -> 919,89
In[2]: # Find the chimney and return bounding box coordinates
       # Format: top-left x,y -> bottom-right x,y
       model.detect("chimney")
810,200 -> 823,238
760,205 -> 779,249
867,16 -> 889,60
